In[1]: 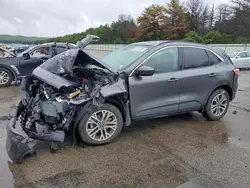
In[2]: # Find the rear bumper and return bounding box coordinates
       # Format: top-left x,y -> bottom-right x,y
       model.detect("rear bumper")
6,119 -> 37,164
232,76 -> 239,101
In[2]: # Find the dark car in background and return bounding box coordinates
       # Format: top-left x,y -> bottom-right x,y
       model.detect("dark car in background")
6,38 -> 239,163
9,46 -> 30,54
0,42 -> 77,86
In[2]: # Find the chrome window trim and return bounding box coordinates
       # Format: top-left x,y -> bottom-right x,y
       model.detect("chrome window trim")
129,45 -> 224,76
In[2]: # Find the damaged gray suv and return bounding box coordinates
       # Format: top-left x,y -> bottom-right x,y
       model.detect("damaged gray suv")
6,36 -> 239,163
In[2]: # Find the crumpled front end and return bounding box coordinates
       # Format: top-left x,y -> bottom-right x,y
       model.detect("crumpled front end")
5,45 -> 131,163
6,119 -> 36,164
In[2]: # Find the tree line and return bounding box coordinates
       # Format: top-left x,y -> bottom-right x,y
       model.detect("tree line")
0,35 -> 46,44
41,0 -> 250,44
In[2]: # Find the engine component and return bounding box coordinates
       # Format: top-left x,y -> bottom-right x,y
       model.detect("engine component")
30,122 -> 65,142
67,89 -> 81,99
41,101 -> 66,124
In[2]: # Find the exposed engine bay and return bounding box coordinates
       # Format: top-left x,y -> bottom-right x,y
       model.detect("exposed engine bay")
6,35 -> 129,164
15,51 -> 118,143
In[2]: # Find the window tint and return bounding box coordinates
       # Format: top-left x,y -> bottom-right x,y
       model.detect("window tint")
246,52 -> 250,57
56,46 -> 68,54
182,48 -> 209,69
206,50 -> 221,65
30,47 -> 49,57
143,47 -> 178,73
238,52 -> 246,58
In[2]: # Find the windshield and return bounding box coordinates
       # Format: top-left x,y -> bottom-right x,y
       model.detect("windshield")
101,45 -> 149,70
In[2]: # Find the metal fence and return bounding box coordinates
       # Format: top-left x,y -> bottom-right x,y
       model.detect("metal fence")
85,44 -> 250,54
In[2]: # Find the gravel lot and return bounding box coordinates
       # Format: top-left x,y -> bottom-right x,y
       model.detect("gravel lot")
1,50 -> 250,188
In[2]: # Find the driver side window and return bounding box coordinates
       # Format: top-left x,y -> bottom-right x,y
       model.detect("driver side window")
237,52 -> 246,58
143,47 -> 178,73
30,47 -> 49,58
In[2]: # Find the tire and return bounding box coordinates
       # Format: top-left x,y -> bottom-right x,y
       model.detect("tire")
202,89 -> 230,121
78,103 -> 123,145
0,67 -> 13,87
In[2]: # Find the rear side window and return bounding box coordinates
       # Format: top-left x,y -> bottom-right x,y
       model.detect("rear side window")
182,47 -> 209,69
206,50 -> 221,65
246,52 -> 250,57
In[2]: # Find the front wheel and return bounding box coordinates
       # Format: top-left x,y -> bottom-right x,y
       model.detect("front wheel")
0,68 -> 13,87
78,103 -> 123,145
203,89 -> 230,121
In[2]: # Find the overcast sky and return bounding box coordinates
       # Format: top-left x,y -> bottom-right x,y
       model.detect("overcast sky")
0,0 -> 227,37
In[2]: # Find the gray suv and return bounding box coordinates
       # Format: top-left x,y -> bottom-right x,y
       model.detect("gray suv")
102,41 -> 238,121
6,40 -> 239,163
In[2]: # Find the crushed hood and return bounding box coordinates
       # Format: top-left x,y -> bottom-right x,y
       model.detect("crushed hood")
39,49 -> 114,75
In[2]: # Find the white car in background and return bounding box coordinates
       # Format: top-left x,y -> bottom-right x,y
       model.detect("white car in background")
230,51 -> 250,68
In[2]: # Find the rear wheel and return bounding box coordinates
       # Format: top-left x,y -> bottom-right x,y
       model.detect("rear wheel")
0,68 -> 13,87
78,103 -> 123,145
203,89 -> 230,121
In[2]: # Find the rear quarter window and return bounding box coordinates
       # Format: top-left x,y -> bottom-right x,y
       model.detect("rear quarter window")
206,50 -> 222,65
222,51 -> 235,65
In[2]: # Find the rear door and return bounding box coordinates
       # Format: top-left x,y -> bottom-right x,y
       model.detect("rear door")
129,47 -> 182,119
178,47 -> 223,113
244,52 -> 250,67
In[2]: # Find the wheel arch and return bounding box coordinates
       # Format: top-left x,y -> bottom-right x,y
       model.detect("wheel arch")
213,84 -> 233,101
205,84 -> 233,107
72,93 -> 131,144
105,93 -> 130,126
0,65 -> 17,82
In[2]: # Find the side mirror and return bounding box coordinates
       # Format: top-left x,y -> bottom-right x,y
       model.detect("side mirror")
23,53 -> 30,60
236,56 -> 241,59
135,66 -> 155,77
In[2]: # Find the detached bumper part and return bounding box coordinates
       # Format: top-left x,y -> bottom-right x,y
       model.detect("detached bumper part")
6,119 -> 36,164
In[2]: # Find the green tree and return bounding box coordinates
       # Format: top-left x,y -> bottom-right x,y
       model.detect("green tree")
165,0 -> 188,39
184,31 -> 204,43
137,4 -> 167,40
235,36 -> 250,44
111,14 -> 138,43
203,31 -> 222,44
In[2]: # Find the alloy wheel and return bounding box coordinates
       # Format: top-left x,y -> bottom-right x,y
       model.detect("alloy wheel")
86,110 -> 118,141
0,70 -> 9,85
211,92 -> 228,117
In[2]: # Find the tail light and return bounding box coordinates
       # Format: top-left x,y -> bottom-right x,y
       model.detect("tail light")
233,69 -> 239,75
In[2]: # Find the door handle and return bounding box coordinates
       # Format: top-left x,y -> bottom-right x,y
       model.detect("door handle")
208,73 -> 217,77
168,78 -> 178,82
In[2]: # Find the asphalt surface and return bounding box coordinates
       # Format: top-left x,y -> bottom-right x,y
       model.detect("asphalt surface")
1,50 -> 250,188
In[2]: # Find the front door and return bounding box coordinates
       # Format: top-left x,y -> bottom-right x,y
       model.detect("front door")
19,46 -> 51,75
129,47 -> 181,120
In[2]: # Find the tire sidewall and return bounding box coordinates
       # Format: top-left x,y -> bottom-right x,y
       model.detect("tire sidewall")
0,67 -> 13,87
205,89 -> 230,121
78,103 -> 123,145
